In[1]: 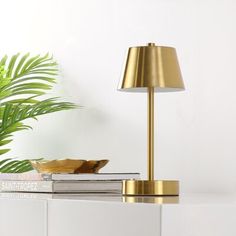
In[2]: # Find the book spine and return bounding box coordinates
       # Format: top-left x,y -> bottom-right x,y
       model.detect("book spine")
0,181 -> 53,192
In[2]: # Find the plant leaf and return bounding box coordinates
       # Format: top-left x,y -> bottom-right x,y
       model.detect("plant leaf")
0,149 -> 11,155
13,53 -> 30,77
0,53 -> 78,160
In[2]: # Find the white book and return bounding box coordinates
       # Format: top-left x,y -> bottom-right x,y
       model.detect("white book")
0,172 -> 140,181
0,180 -> 123,193
47,173 -> 140,181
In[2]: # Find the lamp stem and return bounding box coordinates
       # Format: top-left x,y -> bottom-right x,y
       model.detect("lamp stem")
148,87 -> 154,181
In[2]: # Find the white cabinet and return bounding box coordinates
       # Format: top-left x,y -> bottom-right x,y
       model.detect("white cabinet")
48,200 -> 161,236
162,204 -> 236,236
0,198 -> 47,236
0,193 -> 236,236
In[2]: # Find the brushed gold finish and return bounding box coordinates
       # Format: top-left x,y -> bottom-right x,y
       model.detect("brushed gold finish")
123,180 -> 179,196
119,43 -> 184,196
30,159 -> 109,174
118,43 -> 184,92
148,87 -> 154,181
77,160 -> 109,173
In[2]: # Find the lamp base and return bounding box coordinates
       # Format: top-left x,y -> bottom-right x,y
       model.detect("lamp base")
122,180 -> 179,196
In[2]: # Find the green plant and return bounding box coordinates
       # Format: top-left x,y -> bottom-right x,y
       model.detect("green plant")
0,53 -> 77,173
0,158 -> 42,173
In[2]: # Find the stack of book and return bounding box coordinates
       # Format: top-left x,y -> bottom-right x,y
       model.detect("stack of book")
0,172 -> 140,194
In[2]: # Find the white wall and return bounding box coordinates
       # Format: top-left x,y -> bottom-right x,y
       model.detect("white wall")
1,0 -> 236,193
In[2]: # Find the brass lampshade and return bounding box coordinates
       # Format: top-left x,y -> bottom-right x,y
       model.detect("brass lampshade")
119,43 -> 184,92
119,43 -> 184,196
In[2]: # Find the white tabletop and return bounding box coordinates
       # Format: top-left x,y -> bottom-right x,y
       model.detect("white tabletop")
0,192 -> 236,205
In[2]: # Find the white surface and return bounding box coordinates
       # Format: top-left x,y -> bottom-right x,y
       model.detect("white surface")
0,193 -> 236,236
1,192 -> 236,204
162,205 -> 236,236
48,200 -> 161,236
0,198 -> 47,236
0,0 -> 236,193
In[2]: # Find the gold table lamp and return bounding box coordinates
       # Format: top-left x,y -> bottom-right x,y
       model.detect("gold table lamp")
118,43 -> 184,196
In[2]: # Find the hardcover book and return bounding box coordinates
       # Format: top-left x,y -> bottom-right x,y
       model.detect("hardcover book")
0,172 -> 140,181
0,180 -> 123,193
